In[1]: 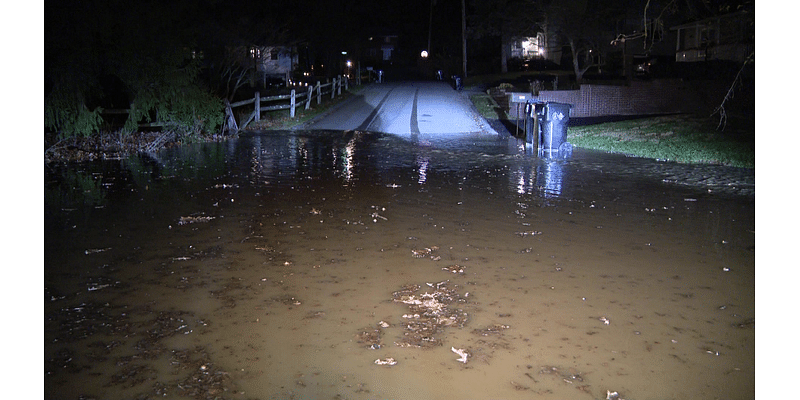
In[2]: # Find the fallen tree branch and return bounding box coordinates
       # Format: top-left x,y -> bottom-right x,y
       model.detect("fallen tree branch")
141,130 -> 176,154
711,51 -> 754,131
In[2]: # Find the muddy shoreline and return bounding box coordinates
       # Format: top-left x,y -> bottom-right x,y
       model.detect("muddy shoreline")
44,131 -> 233,163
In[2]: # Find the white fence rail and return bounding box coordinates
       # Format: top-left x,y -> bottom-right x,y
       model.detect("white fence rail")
225,75 -> 349,132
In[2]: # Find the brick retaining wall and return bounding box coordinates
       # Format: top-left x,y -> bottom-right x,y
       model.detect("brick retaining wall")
506,79 -> 728,119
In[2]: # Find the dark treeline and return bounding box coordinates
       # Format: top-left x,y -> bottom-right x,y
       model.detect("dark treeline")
44,0 -> 753,138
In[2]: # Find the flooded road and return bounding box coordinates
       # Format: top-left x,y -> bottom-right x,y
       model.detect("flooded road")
45,130 -> 754,400
305,82 -> 496,137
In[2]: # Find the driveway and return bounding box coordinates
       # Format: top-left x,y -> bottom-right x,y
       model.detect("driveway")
304,81 -> 499,139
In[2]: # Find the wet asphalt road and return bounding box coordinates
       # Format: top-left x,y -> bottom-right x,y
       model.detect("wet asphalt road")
305,81 -> 498,139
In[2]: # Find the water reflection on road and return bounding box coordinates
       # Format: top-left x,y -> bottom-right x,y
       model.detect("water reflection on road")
45,130 -> 754,400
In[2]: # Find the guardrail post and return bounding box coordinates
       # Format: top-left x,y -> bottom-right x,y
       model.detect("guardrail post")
331,77 -> 336,99
306,86 -> 313,110
337,75 -> 342,96
290,89 -> 296,118
316,81 -> 322,105
254,91 -> 260,121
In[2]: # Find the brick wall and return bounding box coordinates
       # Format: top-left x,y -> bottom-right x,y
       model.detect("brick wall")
510,79 -> 728,119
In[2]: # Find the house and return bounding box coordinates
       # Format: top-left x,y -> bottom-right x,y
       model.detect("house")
509,33 -> 547,60
670,10 -> 754,63
248,45 -> 299,86
363,34 -> 398,65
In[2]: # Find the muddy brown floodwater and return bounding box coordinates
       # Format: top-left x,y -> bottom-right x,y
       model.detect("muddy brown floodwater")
45,130 -> 754,400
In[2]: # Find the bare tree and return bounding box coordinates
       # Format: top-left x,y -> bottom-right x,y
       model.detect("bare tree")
209,46 -> 256,101
618,0 -> 755,130
545,0 -> 618,84
203,2 -> 292,100
711,50 -> 754,130
469,0 -> 543,73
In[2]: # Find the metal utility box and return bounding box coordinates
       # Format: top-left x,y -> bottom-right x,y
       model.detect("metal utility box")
508,92 -> 533,104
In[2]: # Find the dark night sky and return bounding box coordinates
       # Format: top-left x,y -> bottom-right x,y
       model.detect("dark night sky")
43,0 -> 759,76
44,0 -> 461,68
245,0 -> 462,59
44,0 -> 759,57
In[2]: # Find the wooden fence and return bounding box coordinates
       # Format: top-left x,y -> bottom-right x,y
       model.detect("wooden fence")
101,75 -> 350,134
224,75 -> 349,133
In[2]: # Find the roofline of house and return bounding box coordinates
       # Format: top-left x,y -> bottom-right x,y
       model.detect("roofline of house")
669,9 -> 752,31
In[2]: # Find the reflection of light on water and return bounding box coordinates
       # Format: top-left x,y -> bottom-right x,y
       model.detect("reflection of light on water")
342,136 -> 356,182
538,161 -> 563,198
297,137 -> 309,167
416,155 -> 429,185
516,172 -> 526,194
287,136 -> 299,169
246,132 -> 360,186
250,136 -> 262,177
511,160 -> 565,198
251,135 -> 271,184
511,164 -> 536,195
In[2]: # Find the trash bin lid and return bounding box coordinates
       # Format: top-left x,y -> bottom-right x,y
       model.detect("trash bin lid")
545,102 -> 573,109
544,102 -> 572,119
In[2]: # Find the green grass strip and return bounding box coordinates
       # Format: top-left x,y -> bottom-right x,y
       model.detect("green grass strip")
569,115 -> 754,168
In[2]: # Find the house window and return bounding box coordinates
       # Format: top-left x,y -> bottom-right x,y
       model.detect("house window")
700,25 -> 716,47
382,46 -> 393,61
513,35 -> 544,59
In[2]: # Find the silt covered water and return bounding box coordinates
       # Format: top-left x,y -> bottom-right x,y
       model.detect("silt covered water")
45,130 -> 754,399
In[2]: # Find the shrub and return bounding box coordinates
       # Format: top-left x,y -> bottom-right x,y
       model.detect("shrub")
44,92 -> 105,138
120,53 -> 223,137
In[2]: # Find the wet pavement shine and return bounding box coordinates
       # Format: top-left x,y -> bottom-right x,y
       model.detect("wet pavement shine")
44,130 -> 754,400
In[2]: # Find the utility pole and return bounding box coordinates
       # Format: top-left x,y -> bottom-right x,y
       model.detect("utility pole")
428,0 -> 434,54
461,0 -> 467,78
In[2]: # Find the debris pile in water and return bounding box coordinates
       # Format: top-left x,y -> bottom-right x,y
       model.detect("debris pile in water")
44,131 -> 193,163
177,215 -> 216,225
374,357 -> 397,366
442,264 -> 466,274
391,281 -> 469,349
451,347 -> 469,363
46,298 -> 236,398
356,323 -> 385,350
410,246 -> 441,261
472,323 -> 510,336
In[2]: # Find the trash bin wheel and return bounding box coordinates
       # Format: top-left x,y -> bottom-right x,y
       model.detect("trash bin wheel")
558,142 -> 573,158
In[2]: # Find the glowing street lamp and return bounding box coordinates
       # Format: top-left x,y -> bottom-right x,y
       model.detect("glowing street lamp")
421,50 -> 429,58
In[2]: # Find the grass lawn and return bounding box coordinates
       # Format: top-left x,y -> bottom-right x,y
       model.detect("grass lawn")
568,115 -> 754,168
469,92 -> 507,121
465,73 -> 754,169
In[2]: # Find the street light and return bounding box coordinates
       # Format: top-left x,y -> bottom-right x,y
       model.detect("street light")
421,50 -> 429,58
